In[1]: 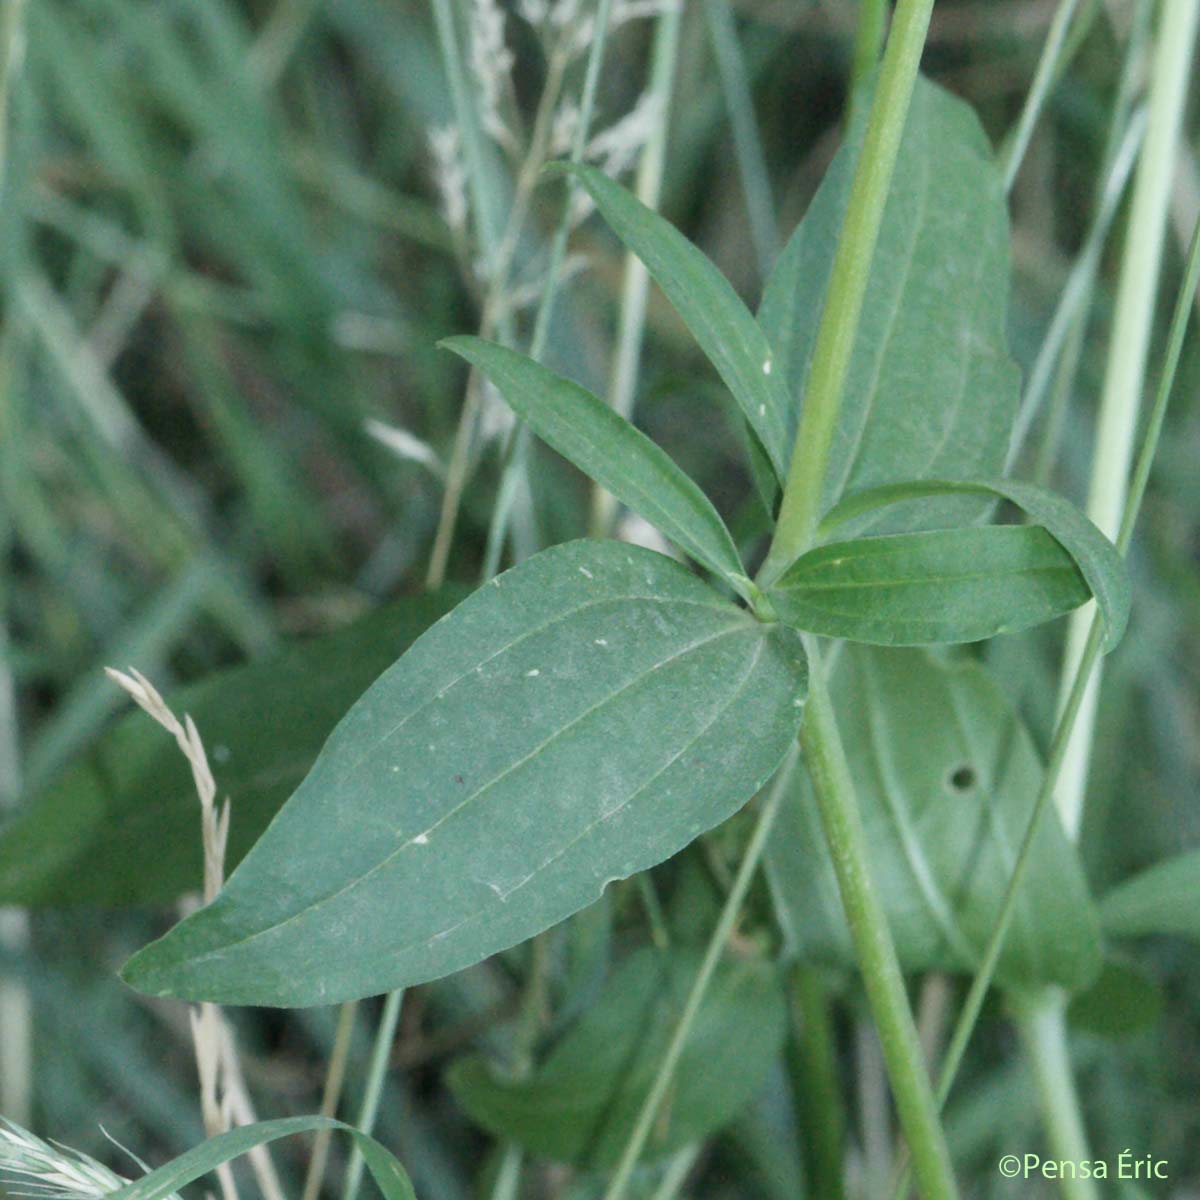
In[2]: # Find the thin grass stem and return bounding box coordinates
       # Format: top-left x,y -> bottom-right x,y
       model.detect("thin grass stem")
301,1000 -> 360,1200
702,0 -> 777,279
340,990 -> 404,1200
599,748 -> 797,1200
998,0 -> 1084,193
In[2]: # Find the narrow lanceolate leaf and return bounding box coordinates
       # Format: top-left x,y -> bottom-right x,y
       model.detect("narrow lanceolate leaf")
106,1118 -> 415,1200
0,590 -> 462,907
1099,849 -> 1200,941
442,336 -> 748,591
768,525 -> 1090,646
766,647 -> 1101,992
123,541 -> 808,1006
758,76 -> 1019,528
448,949 -> 786,1168
819,477 -> 1131,650
549,161 -> 792,477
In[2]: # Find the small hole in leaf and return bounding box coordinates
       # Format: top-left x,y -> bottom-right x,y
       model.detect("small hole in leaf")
948,764 -> 976,793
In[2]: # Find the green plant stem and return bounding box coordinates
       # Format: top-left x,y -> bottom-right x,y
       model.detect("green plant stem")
759,0 -> 935,581
999,0 -> 1083,192
788,966 -> 846,1200
300,1000 -> 360,1200
889,208 -> 1200,1200
600,750 -> 795,1200
849,0 -> 888,100
702,0 -> 777,279
1056,0 -> 1200,841
487,1145 -> 523,1200
340,990 -> 404,1200
1016,996 -> 1098,1200
1007,110 -> 1145,469
650,1145 -> 701,1200
588,3 -> 683,539
425,0 -> 518,588
802,650 -> 957,1200
481,0 -> 616,578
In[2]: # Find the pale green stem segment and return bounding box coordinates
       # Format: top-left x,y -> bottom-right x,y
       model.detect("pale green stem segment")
999,0 -> 1084,193
802,650 -> 957,1200
301,1000 -> 360,1200
600,750 -> 796,1200
588,3 -> 684,539
702,0 -> 777,278
849,0 -> 888,100
890,209 -> 1200,1200
1055,0 -> 1200,841
759,0 -> 936,582
481,0 -> 617,579
341,990 -> 404,1200
1016,995 -> 1099,1200
749,0 -> 955,1190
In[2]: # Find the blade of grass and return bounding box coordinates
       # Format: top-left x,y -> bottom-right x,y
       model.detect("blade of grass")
599,749 -> 797,1200
702,0 -> 777,279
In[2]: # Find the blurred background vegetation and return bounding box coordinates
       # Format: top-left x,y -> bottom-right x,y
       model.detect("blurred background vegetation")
0,0 -> 1198,1196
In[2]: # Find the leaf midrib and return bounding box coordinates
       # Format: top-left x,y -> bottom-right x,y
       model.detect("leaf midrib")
172,620 -> 764,964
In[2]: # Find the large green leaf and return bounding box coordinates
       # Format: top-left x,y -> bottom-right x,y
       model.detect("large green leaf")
551,162 -> 793,477
818,478 -> 1130,650
447,948 -> 786,1167
768,526 -> 1090,646
0,590 -> 462,907
442,336 -> 749,592
767,647 -> 1101,991
1099,849 -> 1200,941
123,541 -> 808,1006
758,76 -> 1019,527
107,1117 -> 415,1200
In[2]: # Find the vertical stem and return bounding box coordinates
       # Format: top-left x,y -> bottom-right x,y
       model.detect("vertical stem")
802,652 -> 957,1200
301,1000 -> 360,1200
1017,996 -> 1099,1200
588,3 -> 683,538
341,990 -> 404,1200
600,752 -> 795,1200
849,0 -> 888,100
999,0 -> 1084,193
760,0 -> 936,581
1055,0 -> 1200,839
702,0 -> 777,279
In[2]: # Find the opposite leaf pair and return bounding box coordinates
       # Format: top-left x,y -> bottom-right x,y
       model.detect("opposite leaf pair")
121,97 -> 1127,1009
